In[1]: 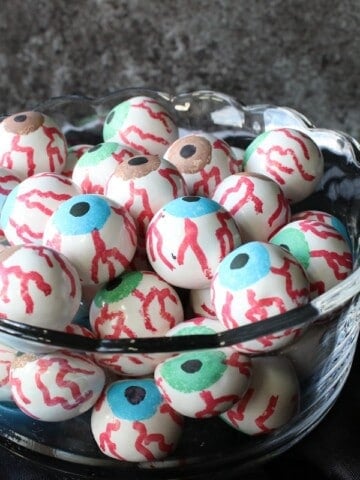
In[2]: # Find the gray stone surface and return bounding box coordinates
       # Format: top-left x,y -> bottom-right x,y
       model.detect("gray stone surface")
1,0 -> 360,137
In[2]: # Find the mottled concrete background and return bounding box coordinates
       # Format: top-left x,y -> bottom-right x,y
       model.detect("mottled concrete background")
1,0 -> 360,137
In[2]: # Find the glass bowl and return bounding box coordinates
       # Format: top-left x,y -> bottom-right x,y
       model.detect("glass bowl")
0,88 -> 359,479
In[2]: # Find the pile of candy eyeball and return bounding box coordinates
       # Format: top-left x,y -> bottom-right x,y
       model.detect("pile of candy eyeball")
0,96 -> 353,463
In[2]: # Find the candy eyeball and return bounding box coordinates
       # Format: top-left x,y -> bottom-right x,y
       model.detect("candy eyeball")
221,356 -> 299,435
105,154 -> 188,240
212,172 -> 291,242
89,270 -> 184,377
154,347 -> 252,418
102,96 -> 179,157
72,142 -> 139,195
0,244 -> 82,330
211,241 -> 310,353
10,351 -> 106,422
269,218 -> 353,298
0,111 -> 68,179
243,127 -> 324,203
42,193 -> 138,285
91,378 -> 184,462
0,172 -> 81,246
291,209 -> 351,247
146,195 -> 242,289
164,133 -> 240,197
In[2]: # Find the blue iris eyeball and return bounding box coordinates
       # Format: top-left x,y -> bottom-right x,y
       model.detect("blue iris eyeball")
48,194 -> 111,236
216,241 -> 271,291
106,379 -> 163,421
163,196 -> 221,218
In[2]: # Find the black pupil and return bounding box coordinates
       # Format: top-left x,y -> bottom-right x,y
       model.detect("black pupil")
14,114 -> 27,122
125,386 -> 146,405
230,253 -> 250,270
280,243 -> 290,252
106,276 -> 122,291
69,201 -> 90,217
180,144 -> 196,158
181,359 -> 202,373
128,156 -> 148,166
183,196 -> 200,203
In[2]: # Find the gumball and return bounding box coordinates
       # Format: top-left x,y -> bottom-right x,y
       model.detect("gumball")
90,270 -> 184,377
269,218 -> 353,298
291,209 -> 351,247
42,194 -> 138,285
211,241 -> 310,353
243,127 -> 324,203
154,346 -> 252,418
62,143 -> 93,178
0,344 -> 17,402
164,133 -> 240,197
0,167 -> 21,242
0,244 -> 82,329
105,154 -> 188,240
91,378 -> 183,462
146,195 -> 242,289
0,172 -> 81,245
103,96 -> 179,157
0,111 -> 67,179
72,142 -> 139,194
212,172 -> 291,242
189,287 -> 218,320
221,356 -> 299,435
10,351 -> 106,422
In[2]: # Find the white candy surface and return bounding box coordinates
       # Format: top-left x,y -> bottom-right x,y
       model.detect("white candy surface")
221,356 -> 299,435
211,241 -> 310,353
0,111 -> 67,179
146,195 -> 241,289
164,133 -> 240,197
0,244 -> 82,329
243,127 -> 324,203
212,172 -> 291,242
43,194 -> 138,285
103,96 -> 179,157
0,172 -> 81,245
10,351 -> 106,421
91,378 -> 183,462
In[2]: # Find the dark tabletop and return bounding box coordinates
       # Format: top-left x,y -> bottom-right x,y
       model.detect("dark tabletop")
1,344 -> 359,480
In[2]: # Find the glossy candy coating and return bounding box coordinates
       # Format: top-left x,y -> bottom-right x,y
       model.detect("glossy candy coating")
269,218 -> 353,298
211,241 -> 310,353
10,351 -> 106,422
105,154 -> 188,240
42,194 -> 138,285
146,195 -> 242,289
154,346 -> 252,418
0,244 -> 82,329
212,172 -> 291,242
0,172 -> 81,245
90,270 -> 184,376
221,356 -> 299,435
0,111 -> 67,179
243,127 -> 324,203
164,132 -> 240,197
103,96 -> 179,157
91,378 -> 183,462
62,144 -> 93,178
72,142 -> 139,194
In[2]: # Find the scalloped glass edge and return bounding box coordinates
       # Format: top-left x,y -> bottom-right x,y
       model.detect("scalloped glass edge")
0,87 -> 359,354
